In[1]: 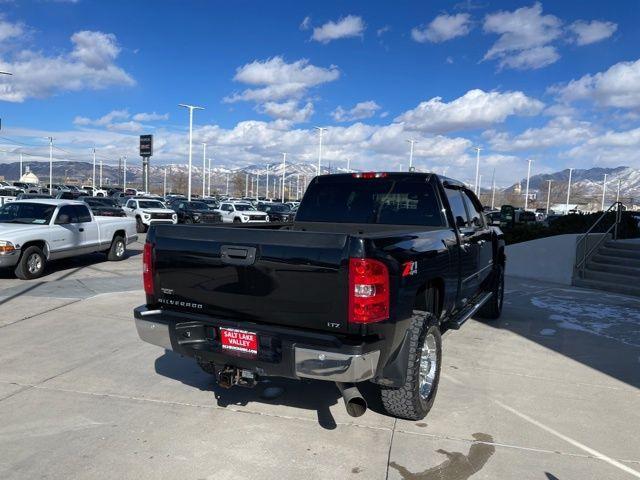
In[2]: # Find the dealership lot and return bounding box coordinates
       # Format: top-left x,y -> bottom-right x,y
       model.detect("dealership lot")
0,238 -> 639,480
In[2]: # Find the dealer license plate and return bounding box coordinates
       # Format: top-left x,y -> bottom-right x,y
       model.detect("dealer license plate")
219,328 -> 258,354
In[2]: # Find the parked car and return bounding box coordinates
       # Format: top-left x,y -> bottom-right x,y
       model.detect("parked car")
111,191 -> 134,206
216,202 -> 268,223
0,188 -> 17,207
123,198 -> 177,233
16,193 -> 53,200
135,172 -> 506,421
82,196 -> 127,217
0,199 -> 137,279
259,202 -> 294,222
171,201 -> 222,224
199,198 -> 220,210
81,186 -> 108,197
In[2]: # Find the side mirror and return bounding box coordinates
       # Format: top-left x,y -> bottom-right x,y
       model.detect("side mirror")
455,216 -> 467,228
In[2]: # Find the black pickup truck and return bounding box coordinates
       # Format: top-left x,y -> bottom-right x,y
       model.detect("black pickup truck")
135,172 -> 505,420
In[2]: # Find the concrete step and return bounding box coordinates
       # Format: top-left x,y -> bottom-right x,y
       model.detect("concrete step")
591,254 -> 640,268
586,260 -> 640,277
597,247 -> 640,259
573,278 -> 640,297
603,240 -> 640,251
583,268 -> 640,285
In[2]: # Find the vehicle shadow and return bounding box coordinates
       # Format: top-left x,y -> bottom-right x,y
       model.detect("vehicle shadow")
153,351 -> 383,430
0,250 -> 142,281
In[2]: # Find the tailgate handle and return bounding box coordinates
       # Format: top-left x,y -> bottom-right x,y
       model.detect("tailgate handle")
220,245 -> 257,266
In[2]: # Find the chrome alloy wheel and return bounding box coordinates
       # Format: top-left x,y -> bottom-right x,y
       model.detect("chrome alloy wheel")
115,240 -> 125,257
27,253 -> 43,274
419,333 -> 438,400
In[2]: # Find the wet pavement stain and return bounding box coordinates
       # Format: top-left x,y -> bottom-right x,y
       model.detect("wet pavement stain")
390,433 -> 495,480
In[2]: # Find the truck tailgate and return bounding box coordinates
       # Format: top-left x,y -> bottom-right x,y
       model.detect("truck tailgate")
151,225 -> 352,334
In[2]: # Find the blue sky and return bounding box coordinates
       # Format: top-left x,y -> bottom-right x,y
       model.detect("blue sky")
0,0 -> 639,185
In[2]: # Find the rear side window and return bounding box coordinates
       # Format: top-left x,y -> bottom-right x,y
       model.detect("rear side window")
74,205 -> 92,223
55,205 -> 78,224
295,178 -> 446,226
445,188 -> 469,228
461,190 -> 483,228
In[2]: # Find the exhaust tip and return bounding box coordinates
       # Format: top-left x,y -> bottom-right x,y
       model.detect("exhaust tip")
345,396 -> 367,417
336,382 -> 368,417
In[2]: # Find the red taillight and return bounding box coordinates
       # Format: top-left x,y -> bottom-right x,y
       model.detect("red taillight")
143,242 -> 154,296
348,258 -> 389,324
352,172 -> 388,179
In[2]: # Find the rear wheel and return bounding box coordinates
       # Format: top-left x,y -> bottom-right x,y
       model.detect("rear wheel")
184,218 -> 193,224
107,236 -> 126,261
379,312 -> 442,420
15,246 -> 47,280
478,264 -> 504,320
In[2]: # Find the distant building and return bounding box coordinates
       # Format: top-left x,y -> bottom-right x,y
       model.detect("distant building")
19,171 -> 39,184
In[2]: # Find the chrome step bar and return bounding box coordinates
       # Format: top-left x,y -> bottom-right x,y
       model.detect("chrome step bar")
444,291 -> 493,330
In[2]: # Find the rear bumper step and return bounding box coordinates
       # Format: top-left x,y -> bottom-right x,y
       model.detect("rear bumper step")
134,306 -> 381,383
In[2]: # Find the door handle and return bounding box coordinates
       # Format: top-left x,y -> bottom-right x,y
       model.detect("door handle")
79,228 -> 84,232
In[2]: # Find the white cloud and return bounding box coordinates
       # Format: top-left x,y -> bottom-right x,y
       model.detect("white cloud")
395,89 -> 544,134
259,100 -> 314,123
376,25 -> 391,37
132,112 -> 169,122
550,58 -> 640,109
566,127 -> 640,166
0,14 -> 24,42
411,13 -> 472,43
74,109 -> 129,126
568,20 -> 617,46
486,116 -> 594,152
311,15 -> 365,43
73,109 -> 161,132
332,100 -> 381,122
483,2 -> 562,70
0,22 -> 134,102
299,16 -> 311,31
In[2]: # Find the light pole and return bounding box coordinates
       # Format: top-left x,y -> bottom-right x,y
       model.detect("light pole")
99,160 -> 103,187
616,179 -> 621,203
490,169 -> 496,209
546,180 -> 552,214
201,143 -> 207,198
178,103 -> 204,201
208,158 -> 212,197
19,151 -> 22,179
524,159 -> 533,210
281,153 -> 286,201
314,127 -> 327,176
565,168 -> 573,215
265,164 -> 270,199
346,158 -> 351,172
255,173 -> 260,200
601,174 -> 608,211
406,139 -> 417,171
473,147 -> 481,195
163,167 -> 167,197
123,155 -> 127,190
478,175 -> 482,201
92,148 -> 96,189
45,137 -> 54,189
226,173 -> 229,196
245,173 -> 249,197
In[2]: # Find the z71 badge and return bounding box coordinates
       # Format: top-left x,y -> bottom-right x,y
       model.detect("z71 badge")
402,261 -> 418,277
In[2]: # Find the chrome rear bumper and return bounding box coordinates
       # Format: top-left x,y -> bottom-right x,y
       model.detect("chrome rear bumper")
294,348 -> 380,383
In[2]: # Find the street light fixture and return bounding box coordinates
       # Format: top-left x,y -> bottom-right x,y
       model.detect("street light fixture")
281,152 -> 287,201
524,159 -> 533,211
565,168 -> 573,215
473,146 -> 482,195
202,143 -> 207,198
178,103 -> 204,201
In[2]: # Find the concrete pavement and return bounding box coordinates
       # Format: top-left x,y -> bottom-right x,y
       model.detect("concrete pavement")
0,238 -> 639,479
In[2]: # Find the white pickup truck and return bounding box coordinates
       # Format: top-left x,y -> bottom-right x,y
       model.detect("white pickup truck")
0,199 -> 137,279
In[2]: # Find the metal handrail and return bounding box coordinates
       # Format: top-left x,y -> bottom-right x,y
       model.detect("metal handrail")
575,202 -> 623,277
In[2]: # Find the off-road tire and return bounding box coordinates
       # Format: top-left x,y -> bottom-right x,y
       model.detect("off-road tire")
14,245 -> 47,280
380,312 -> 442,420
477,264 -> 504,320
107,235 -> 127,261
135,217 -> 148,233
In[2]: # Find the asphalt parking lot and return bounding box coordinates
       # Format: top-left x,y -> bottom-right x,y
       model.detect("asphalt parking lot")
0,237 -> 639,480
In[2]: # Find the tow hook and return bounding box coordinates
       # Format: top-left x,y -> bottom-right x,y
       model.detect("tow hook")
216,366 -> 257,388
